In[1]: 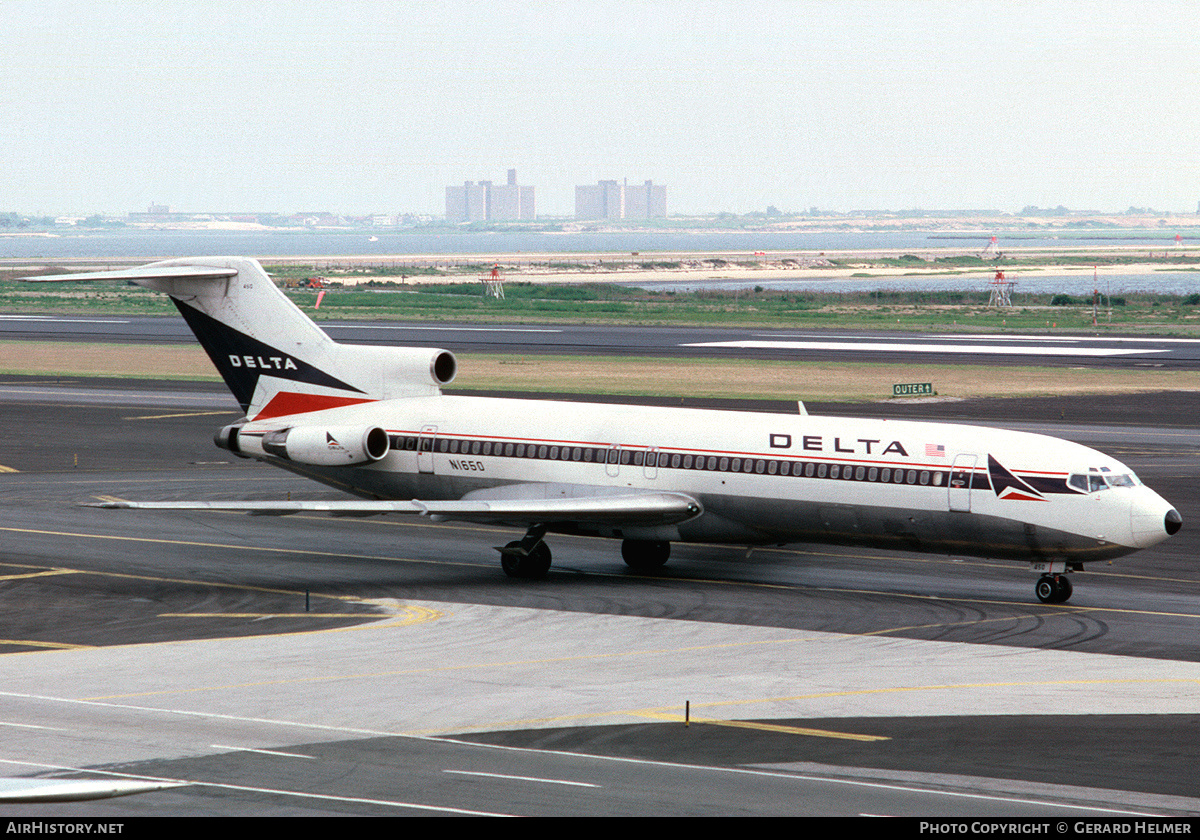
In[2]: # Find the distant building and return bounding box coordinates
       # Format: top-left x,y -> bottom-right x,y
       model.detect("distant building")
446,169 -> 535,222
575,180 -> 624,220
127,203 -> 173,223
575,179 -> 665,220
624,180 -> 667,219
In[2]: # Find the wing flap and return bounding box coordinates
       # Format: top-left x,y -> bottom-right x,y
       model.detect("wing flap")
418,492 -> 702,525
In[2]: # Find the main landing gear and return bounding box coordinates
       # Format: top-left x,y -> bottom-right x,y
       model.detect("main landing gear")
497,530 -> 674,579
497,525 -> 551,580
1035,573 -> 1073,604
621,539 -> 671,572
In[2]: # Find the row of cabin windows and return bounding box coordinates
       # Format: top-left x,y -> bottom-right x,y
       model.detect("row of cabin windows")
390,435 -> 948,487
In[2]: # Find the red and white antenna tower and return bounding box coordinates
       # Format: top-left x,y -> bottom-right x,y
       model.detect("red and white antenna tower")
987,268 -> 1016,307
481,263 -> 505,299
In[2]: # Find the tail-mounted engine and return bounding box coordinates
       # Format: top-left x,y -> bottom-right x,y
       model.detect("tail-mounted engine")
331,344 -> 457,398
216,422 -> 389,466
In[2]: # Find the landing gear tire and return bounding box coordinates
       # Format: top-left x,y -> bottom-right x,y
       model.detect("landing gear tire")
621,539 -> 671,572
1035,573 -> 1072,604
501,540 -> 552,580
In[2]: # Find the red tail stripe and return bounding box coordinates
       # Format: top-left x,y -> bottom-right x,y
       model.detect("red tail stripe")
253,392 -> 376,420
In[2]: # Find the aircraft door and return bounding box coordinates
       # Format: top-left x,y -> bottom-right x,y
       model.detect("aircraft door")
606,445 -> 621,478
417,425 -> 437,474
948,453 -> 976,512
644,446 -> 660,480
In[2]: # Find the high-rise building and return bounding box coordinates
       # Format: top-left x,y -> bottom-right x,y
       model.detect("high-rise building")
625,180 -> 667,219
574,180 -> 622,220
575,179 -> 665,220
446,169 -> 535,222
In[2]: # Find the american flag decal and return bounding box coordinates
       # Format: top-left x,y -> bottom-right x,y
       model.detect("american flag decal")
925,443 -> 945,457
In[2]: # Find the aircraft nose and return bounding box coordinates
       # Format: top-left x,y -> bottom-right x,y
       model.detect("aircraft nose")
1130,490 -> 1180,547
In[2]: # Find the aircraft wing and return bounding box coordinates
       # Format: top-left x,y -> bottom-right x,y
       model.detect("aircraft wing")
88,490 -> 703,527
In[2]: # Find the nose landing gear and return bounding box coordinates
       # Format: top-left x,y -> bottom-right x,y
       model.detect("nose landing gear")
1031,560 -> 1077,604
1035,573 -> 1073,604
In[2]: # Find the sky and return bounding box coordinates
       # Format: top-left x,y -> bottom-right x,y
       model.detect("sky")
4,0 -> 1199,217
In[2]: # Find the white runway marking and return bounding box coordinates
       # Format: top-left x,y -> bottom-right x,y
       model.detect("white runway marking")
0,315 -> 128,323
444,769 -> 601,788
0,720 -> 65,731
755,333 -> 1200,345
210,744 -> 316,759
937,334 -> 1200,344
685,340 -> 1168,356
331,324 -> 561,333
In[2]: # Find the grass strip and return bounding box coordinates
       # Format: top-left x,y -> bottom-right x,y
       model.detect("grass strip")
1,341 -> 1195,403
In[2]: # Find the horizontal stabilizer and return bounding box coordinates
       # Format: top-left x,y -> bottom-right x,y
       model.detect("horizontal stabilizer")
0,777 -> 185,803
87,491 -> 703,527
25,265 -> 238,283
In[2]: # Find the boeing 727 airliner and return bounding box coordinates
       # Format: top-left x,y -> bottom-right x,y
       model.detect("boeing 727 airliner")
28,257 -> 1181,603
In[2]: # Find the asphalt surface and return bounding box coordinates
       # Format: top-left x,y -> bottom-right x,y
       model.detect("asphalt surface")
2,378 -> 1200,817
5,313 -> 1200,368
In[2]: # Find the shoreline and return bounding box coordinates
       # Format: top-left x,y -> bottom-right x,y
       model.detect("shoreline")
429,260 -> 1200,287
289,257 -> 1200,288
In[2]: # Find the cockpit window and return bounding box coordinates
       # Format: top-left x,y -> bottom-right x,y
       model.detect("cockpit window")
1071,471 -> 1138,492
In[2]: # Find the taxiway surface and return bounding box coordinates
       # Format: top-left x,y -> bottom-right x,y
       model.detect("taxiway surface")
1,379 -> 1199,816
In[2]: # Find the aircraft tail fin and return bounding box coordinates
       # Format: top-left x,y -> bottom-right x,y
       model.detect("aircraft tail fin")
27,257 -> 456,419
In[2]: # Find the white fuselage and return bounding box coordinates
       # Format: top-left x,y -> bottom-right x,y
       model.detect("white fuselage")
238,394 -> 1174,563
